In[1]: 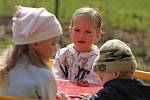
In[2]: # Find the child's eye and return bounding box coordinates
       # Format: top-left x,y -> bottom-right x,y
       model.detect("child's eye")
74,29 -> 80,32
85,31 -> 92,34
51,42 -> 56,46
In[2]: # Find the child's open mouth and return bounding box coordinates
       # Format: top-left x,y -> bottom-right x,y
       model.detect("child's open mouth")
78,41 -> 86,43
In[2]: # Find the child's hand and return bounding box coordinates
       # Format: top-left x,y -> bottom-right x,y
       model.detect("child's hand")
80,93 -> 91,100
56,92 -> 70,100
77,80 -> 89,87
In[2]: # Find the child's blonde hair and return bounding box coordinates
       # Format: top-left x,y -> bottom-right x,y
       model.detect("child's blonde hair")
0,44 -> 47,84
70,7 -> 102,33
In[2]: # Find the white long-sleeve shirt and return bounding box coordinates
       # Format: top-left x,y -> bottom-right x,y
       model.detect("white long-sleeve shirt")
52,44 -> 101,84
0,60 -> 57,100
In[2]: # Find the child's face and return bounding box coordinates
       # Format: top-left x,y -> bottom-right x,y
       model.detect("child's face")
96,71 -> 119,85
32,36 -> 60,61
70,15 -> 98,52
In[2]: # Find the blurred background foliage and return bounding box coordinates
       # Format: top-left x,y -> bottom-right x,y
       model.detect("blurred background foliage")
0,0 -> 150,71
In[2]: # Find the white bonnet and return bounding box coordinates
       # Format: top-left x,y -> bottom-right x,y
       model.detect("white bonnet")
12,6 -> 63,45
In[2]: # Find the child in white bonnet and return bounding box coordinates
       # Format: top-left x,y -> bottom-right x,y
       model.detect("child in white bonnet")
0,6 -> 62,100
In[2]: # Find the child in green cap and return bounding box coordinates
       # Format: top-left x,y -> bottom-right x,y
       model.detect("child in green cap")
87,39 -> 150,100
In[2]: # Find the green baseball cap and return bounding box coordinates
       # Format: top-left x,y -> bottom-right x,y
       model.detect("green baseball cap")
93,39 -> 137,73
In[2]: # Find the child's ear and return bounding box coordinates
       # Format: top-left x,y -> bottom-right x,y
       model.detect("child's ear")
95,32 -> 101,40
113,72 -> 120,78
31,43 -> 38,48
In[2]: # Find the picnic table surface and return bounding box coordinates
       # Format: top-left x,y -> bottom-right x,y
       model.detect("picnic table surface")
56,79 -> 102,98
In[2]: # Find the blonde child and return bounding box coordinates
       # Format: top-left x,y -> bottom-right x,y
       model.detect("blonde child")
52,7 -> 102,84
87,39 -> 150,100
0,6 -> 62,100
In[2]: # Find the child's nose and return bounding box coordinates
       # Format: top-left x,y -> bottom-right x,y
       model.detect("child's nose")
54,44 -> 60,51
79,33 -> 85,39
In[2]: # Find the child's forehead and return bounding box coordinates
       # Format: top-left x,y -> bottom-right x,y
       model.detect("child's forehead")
74,14 -> 94,20
73,15 -> 96,25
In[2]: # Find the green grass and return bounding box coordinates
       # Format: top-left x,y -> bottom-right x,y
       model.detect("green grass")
0,0 -> 55,16
132,46 -> 146,57
102,0 -> 150,31
59,0 -> 150,31
0,38 -> 12,49
0,38 -> 12,55
0,0 -> 149,31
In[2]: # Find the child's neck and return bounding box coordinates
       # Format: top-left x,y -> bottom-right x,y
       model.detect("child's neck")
73,44 -> 93,53
75,48 -> 92,53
